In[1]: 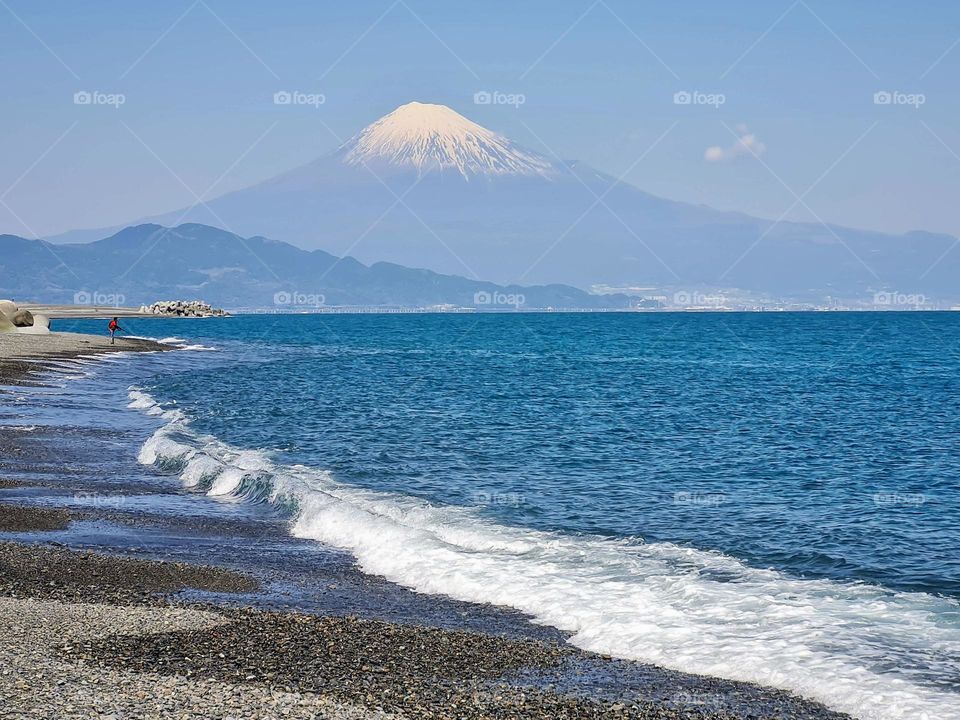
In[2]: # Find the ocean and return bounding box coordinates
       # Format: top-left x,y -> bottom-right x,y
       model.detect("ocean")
35,313 -> 960,719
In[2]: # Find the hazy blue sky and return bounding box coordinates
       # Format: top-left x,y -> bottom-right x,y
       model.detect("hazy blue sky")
2,0 -> 958,239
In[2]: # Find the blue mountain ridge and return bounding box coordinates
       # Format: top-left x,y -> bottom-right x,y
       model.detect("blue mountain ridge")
1,223 -> 635,310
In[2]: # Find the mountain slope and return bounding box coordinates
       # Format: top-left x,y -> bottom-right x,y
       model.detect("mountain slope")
0,223 -> 632,309
45,102 -> 960,302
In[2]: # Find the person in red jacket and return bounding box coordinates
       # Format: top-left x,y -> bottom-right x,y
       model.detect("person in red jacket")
108,317 -> 123,344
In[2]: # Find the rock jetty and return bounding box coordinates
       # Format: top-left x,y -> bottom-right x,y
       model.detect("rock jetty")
139,300 -> 228,318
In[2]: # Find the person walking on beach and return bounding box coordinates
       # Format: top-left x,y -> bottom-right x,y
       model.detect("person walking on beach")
108,316 -> 123,344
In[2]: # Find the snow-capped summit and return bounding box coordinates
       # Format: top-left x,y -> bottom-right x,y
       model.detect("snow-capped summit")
341,101 -> 554,179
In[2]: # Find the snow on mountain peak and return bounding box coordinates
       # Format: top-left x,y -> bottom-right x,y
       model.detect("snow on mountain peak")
342,102 -> 555,179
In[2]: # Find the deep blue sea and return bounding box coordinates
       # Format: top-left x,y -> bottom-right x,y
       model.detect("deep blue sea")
52,313 -> 960,719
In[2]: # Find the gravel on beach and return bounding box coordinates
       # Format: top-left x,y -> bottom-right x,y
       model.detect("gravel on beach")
0,574 -> 722,720
0,540 -> 852,720
0,596 -> 396,720
72,608 -> 750,720
0,541 -> 716,720
0,503 -> 71,532
0,332 -> 171,385
0,542 -> 258,603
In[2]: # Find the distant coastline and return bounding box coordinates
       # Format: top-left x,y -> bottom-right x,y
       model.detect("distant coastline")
240,305 -> 960,314
8,223 -> 960,316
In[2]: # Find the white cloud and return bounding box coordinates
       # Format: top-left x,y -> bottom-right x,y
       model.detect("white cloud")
705,127 -> 766,162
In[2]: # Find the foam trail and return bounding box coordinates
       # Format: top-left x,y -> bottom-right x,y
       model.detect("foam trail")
159,337 -> 218,351
127,390 -> 156,410
128,387 -> 960,720
122,336 -> 217,351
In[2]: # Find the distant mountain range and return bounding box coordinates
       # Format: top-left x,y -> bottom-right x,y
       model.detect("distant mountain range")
0,223 -> 633,310
46,102 -> 960,303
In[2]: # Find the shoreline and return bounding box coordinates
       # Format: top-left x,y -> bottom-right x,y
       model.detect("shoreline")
0,331 -> 171,385
0,340 -> 853,719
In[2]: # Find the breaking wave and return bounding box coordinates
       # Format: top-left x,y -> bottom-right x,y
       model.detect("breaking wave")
128,387 -> 959,720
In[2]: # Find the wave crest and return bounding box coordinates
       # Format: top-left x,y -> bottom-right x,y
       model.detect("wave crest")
127,386 -> 960,720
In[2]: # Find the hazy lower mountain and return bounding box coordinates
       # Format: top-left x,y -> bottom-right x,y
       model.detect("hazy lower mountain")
48,102 -> 959,302
0,223 -> 632,310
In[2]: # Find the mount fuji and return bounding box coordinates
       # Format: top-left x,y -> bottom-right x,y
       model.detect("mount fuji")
342,102 -> 554,179
50,102 -> 960,302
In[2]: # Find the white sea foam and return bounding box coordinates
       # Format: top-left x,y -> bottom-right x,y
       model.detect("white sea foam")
207,467 -> 247,496
123,336 -> 217,352
137,432 -> 193,466
127,390 -> 156,409
179,454 -> 223,487
128,387 -> 960,720
159,336 -> 218,351
203,450 -> 271,496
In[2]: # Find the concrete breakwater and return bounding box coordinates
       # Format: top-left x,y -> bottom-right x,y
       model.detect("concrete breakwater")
139,300 -> 228,317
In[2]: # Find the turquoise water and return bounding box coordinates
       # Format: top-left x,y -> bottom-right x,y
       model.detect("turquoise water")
59,312 -> 960,719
